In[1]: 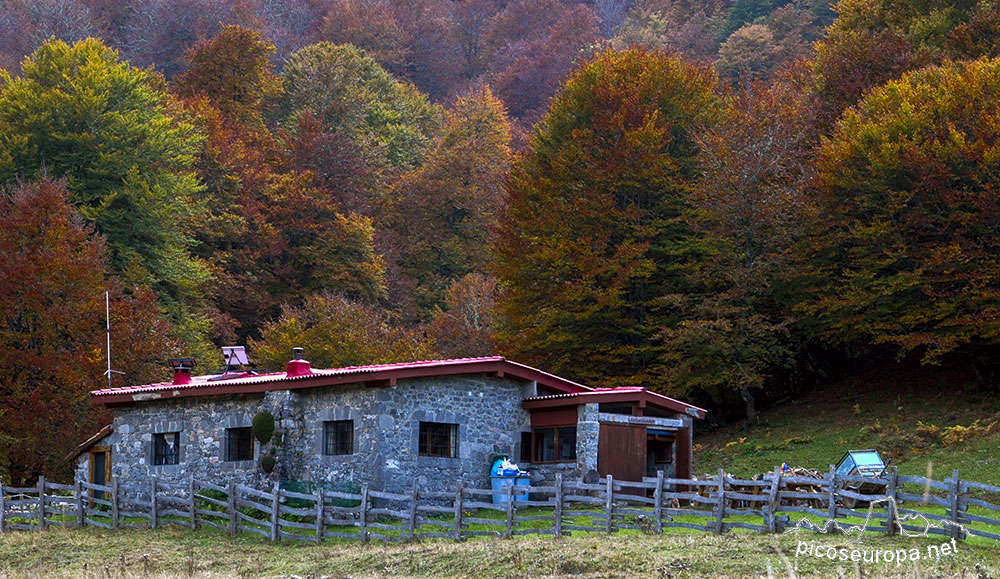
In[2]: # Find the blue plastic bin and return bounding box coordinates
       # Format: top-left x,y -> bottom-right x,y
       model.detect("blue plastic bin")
490,458 -> 530,504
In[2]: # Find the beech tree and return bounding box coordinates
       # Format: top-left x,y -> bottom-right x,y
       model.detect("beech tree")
806,58 -> 1000,364
425,273 -> 499,359
495,47 -> 719,389
660,78 -> 816,420
812,0 -> 1000,128
0,38 -> 211,350
383,85 -> 512,319
281,42 -> 442,173
0,180 -> 181,484
250,293 -> 432,371
178,29 -> 385,340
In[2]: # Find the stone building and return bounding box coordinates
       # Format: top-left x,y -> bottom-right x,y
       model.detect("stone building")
73,354 -> 704,493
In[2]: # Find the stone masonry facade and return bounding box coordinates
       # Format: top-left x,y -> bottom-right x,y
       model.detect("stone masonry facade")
82,375 -> 602,494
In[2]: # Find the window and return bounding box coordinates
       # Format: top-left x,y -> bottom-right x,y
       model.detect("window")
529,426 -> 576,463
418,422 -> 457,458
520,432 -> 532,462
323,420 -> 354,455
153,432 -> 180,466
225,427 -> 254,462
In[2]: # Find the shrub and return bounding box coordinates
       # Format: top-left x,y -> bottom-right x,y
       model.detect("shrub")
252,412 -> 275,444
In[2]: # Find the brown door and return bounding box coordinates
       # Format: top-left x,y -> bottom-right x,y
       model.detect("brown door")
597,423 -> 646,482
675,427 -> 691,480
89,447 -> 112,500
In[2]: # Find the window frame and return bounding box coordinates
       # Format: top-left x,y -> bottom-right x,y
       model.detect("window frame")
418,421 -> 458,458
323,420 -> 354,456
528,425 -> 577,464
152,432 -> 181,466
224,427 -> 254,462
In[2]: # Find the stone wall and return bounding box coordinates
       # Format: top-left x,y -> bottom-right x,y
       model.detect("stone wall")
89,375 -> 536,494
100,392 -> 275,490
285,375 -> 532,494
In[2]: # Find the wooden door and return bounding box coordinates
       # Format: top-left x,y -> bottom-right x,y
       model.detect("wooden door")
89,446 -> 111,500
597,423 -> 646,482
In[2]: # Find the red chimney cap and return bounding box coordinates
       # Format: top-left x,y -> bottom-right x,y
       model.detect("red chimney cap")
286,348 -> 312,377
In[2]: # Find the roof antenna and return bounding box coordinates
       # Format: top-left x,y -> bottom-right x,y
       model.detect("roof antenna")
103,291 -> 124,388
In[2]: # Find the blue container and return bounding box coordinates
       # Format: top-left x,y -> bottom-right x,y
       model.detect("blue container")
490,457 -> 530,504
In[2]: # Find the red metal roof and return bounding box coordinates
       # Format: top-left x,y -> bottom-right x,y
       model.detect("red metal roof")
90,356 -> 593,406
523,387 -> 707,420
65,424 -> 113,462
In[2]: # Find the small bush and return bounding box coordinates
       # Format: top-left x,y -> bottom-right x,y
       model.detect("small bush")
252,412 -> 275,444
261,454 -> 276,473
940,420 -> 997,446
915,421 -> 940,440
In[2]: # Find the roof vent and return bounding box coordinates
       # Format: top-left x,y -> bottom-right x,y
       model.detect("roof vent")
286,347 -> 312,377
167,358 -> 197,385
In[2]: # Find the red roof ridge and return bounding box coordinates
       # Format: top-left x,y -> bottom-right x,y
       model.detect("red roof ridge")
89,356 -> 590,405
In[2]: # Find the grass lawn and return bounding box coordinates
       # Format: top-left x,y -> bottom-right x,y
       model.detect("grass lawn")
696,361 -> 1000,482
1,523 -> 998,578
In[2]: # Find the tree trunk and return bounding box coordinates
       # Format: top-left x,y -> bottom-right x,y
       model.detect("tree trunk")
741,387 -> 756,424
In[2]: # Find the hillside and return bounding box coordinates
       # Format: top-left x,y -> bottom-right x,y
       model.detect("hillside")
696,362 -> 1000,483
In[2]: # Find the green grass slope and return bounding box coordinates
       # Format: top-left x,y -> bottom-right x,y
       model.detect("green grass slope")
696,362 -> 1000,483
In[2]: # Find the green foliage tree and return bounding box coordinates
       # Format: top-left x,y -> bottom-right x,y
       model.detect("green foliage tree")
384,85 -> 512,318
177,30 -> 386,342
0,38 -> 211,349
805,58 -> 1000,364
281,42 -> 442,173
249,293 -> 433,371
494,47 -> 719,389
812,0 -> 1000,129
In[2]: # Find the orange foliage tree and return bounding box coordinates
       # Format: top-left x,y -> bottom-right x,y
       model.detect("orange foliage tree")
494,47 -> 719,389
805,58 -> 1000,364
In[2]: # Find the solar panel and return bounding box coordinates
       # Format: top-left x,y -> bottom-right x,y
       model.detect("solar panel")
222,346 -> 249,367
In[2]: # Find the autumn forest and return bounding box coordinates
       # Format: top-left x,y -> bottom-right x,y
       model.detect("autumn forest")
1,0 -> 999,484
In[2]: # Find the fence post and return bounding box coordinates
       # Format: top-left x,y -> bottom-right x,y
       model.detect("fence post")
188,476 -> 197,530
553,473 -> 563,539
37,476 -> 46,530
150,477 -> 158,529
885,466 -> 898,536
111,477 -> 119,530
653,470 -> 664,534
227,480 -> 237,536
270,481 -> 280,542
605,474 -> 614,535
949,469 -> 962,540
504,483 -> 514,538
714,469 -> 726,534
359,484 -> 369,544
0,483 -> 6,532
766,466 -> 781,533
407,485 -> 418,539
75,480 -> 85,528
827,465 -> 837,524
452,480 -> 464,541
315,487 -> 325,542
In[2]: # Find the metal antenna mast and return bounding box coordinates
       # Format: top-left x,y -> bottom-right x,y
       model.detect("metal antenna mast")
103,291 -> 124,388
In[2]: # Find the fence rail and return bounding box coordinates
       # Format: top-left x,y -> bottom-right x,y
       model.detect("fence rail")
0,467 -> 997,543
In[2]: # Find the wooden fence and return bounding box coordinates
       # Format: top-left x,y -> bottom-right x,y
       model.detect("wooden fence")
1,467 -> 998,543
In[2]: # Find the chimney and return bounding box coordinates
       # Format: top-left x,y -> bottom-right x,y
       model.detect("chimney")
167,358 -> 197,385
285,347 -> 312,377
